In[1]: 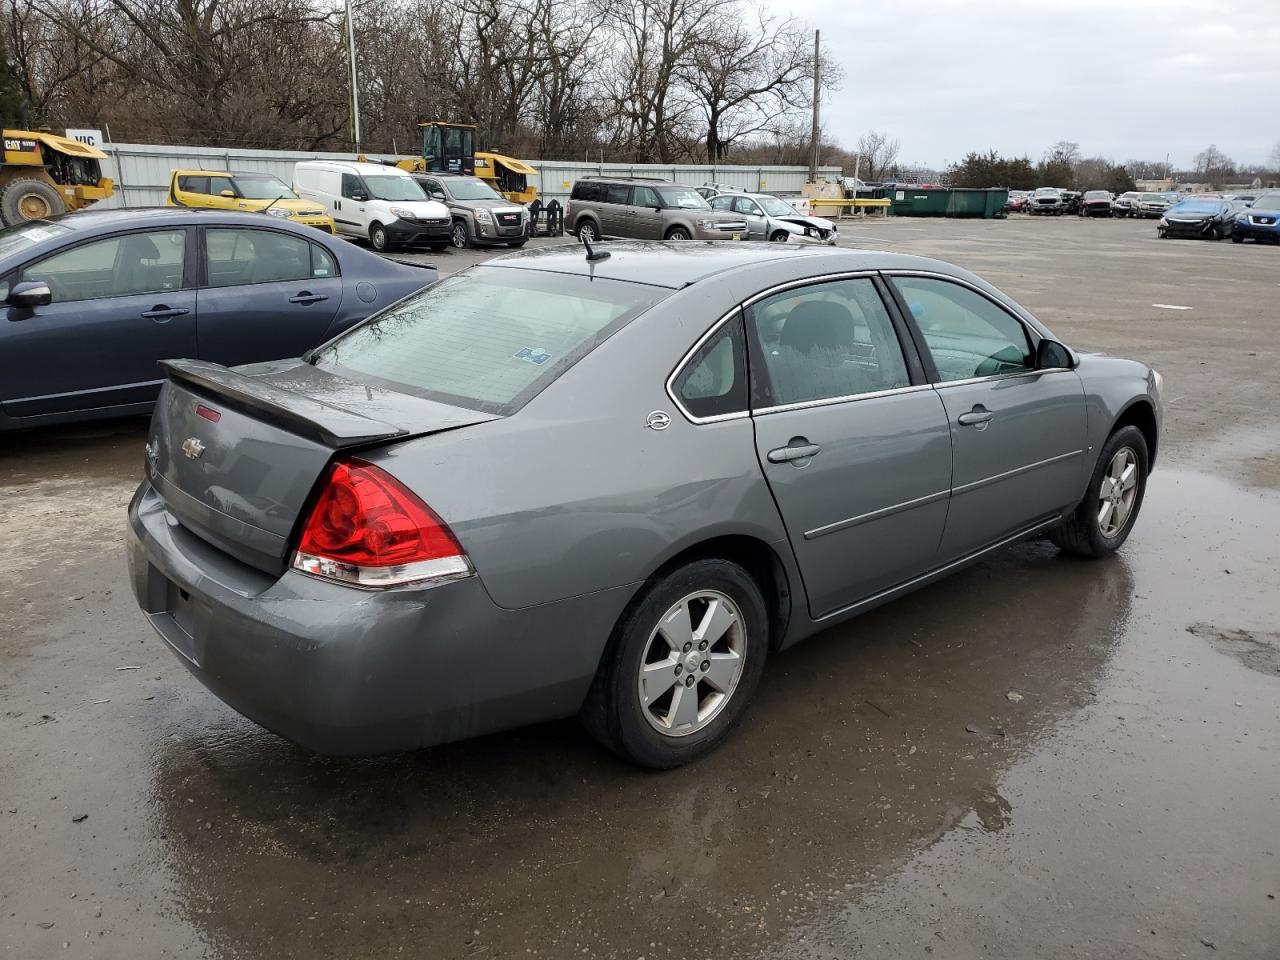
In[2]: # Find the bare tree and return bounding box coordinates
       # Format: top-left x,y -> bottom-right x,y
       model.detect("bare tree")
854,130 -> 900,181
1193,143 -> 1235,187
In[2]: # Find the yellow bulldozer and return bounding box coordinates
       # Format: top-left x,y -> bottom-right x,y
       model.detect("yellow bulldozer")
364,121 -> 537,204
0,130 -> 114,225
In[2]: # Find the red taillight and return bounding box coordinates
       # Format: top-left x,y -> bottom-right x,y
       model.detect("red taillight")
292,459 -> 471,588
195,404 -> 221,423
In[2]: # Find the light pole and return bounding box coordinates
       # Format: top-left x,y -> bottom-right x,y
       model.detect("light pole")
345,0 -> 361,154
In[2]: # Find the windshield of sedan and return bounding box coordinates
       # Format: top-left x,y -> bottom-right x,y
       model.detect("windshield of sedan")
756,196 -> 799,217
0,220 -> 72,260
235,176 -> 297,200
658,188 -> 710,209
363,176 -> 428,202
313,268 -> 670,414
445,179 -> 503,201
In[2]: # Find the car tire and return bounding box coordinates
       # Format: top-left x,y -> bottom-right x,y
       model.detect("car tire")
580,558 -> 769,768
369,222 -> 389,252
0,178 -> 67,225
1208,225 -> 1223,241
1050,425 -> 1149,559
768,230 -> 789,242
1157,228 -> 1167,238
576,218 -> 600,243
1231,234 -> 1243,244
450,219 -> 471,249
664,226 -> 692,241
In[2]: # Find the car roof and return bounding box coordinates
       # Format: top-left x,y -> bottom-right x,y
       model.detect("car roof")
296,160 -> 411,176
579,176 -> 689,187
33,206 -> 318,234
481,240 -> 960,290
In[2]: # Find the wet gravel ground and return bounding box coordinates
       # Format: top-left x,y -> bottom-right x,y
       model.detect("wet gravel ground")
2,217 -> 1277,959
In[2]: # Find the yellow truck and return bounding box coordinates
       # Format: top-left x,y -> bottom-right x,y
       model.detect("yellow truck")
365,122 -> 538,205
0,129 -> 114,225
167,169 -> 336,232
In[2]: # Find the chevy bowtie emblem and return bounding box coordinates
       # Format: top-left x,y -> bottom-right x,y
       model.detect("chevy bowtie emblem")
181,437 -> 206,460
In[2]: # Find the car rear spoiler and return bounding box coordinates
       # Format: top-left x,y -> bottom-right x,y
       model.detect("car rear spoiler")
384,258 -> 437,271
159,359 -> 409,448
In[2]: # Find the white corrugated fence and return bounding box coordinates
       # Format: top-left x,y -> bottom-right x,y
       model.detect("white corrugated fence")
97,143 -> 843,208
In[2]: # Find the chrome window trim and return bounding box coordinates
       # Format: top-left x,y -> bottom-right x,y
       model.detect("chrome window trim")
803,488 -> 951,541
952,449 -> 1084,496
930,367 -> 1077,391
664,269 -> 881,425
753,382 -> 933,417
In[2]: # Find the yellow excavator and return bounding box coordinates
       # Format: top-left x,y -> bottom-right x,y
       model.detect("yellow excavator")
0,130 -> 114,225
364,122 -> 537,204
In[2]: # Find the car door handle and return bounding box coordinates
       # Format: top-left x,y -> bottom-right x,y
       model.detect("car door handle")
957,407 -> 993,427
141,305 -> 189,321
289,292 -> 328,305
767,441 -> 822,463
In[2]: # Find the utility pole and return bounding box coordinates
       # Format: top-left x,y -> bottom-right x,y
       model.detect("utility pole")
345,0 -> 361,154
808,29 -> 820,183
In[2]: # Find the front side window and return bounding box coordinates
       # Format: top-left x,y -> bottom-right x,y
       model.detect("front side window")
892,276 -> 1032,382
749,277 -> 910,407
633,186 -> 660,208
341,173 -> 365,199
732,197 -> 761,216
709,195 -> 733,211
207,176 -> 236,197
672,318 -> 747,419
314,268 -> 668,414
205,228 -> 313,287
178,175 -> 209,195
22,230 -> 186,302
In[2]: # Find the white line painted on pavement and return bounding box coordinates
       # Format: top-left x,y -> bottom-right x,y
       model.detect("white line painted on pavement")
1152,303 -> 1192,310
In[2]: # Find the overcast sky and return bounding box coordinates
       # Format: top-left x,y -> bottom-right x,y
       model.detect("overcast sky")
779,0 -> 1280,170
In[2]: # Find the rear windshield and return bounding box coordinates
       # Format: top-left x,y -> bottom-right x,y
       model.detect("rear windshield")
0,220 -> 72,259
313,268 -> 669,414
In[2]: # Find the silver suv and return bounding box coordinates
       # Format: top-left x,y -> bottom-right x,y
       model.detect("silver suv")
567,177 -> 747,242
412,173 -> 529,249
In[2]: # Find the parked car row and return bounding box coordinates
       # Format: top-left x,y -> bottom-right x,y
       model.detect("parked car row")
565,176 -> 837,244
167,160 -> 531,253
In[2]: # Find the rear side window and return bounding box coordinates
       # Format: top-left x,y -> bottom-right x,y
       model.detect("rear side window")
672,318 -> 748,419
315,268 -> 669,414
205,228 -> 324,287
749,277 -> 910,406
571,181 -> 602,202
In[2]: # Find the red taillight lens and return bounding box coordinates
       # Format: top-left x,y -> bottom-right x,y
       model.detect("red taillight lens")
292,459 -> 471,587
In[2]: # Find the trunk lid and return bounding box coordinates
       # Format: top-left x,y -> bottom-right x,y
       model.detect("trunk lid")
145,359 -> 500,575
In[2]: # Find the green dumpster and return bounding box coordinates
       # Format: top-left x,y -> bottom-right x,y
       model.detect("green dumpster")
890,187 -> 1009,218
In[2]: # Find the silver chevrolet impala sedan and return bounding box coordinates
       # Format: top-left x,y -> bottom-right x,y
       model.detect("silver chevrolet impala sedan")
127,242 -> 1162,767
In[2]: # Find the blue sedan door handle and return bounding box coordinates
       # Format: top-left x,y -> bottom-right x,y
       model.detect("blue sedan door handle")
957,405 -> 994,427
141,305 -> 189,322
289,291 -> 329,305
767,439 -> 822,464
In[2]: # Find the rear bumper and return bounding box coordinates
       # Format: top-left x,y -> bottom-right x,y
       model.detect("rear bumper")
126,481 -> 632,755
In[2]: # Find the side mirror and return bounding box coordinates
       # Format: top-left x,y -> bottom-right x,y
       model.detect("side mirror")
351,192 -> 368,202
431,190 -> 445,200
1036,338 -> 1073,370
7,280 -> 53,310
220,189 -> 236,198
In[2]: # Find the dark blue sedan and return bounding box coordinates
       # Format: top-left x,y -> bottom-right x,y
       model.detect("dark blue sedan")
0,208 -> 436,431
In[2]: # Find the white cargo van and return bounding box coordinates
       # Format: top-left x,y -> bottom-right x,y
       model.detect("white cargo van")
293,160 -> 452,252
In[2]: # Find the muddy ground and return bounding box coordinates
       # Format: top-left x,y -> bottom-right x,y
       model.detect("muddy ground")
1,216 -> 1277,959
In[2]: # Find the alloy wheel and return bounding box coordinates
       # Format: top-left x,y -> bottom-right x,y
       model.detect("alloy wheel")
1098,447 -> 1139,538
451,222 -> 468,248
637,590 -> 745,737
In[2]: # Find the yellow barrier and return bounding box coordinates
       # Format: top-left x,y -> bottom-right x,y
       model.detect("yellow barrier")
806,197 -> 891,219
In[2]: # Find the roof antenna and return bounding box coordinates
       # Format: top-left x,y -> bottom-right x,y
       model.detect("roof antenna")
582,234 -> 610,262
